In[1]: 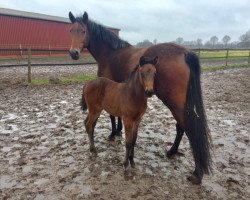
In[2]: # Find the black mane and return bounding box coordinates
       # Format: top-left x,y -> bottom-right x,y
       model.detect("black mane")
76,17 -> 131,50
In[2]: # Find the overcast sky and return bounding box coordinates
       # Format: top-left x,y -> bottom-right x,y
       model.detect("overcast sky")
0,0 -> 249,45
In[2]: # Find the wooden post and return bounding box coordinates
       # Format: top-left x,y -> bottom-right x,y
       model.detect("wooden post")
248,50 -> 250,65
225,49 -> 229,67
49,44 -> 51,56
19,44 -> 22,58
27,48 -> 31,83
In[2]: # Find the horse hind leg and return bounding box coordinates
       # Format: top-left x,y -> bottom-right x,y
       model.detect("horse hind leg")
85,112 -> 100,154
166,123 -> 184,157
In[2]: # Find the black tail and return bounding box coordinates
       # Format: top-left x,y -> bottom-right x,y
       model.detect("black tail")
80,85 -> 88,111
184,52 -> 212,175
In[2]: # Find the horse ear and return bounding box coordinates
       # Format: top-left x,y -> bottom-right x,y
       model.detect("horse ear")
82,12 -> 88,24
69,12 -> 76,23
153,56 -> 159,65
139,56 -> 145,66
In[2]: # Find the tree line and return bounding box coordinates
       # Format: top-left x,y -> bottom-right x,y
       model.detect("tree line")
135,29 -> 250,49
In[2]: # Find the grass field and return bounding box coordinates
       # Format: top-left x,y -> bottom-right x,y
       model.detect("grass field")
31,74 -> 97,85
197,49 -> 250,59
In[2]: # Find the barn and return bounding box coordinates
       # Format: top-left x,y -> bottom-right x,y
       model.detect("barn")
0,8 -> 120,51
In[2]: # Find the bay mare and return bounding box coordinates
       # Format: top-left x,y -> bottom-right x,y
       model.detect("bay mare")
69,11 -> 212,184
81,56 -> 158,169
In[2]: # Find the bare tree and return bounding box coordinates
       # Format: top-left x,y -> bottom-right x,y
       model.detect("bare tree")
176,37 -> 184,45
135,39 -> 153,48
239,29 -> 250,48
153,39 -> 157,45
210,36 -> 219,48
196,38 -> 203,48
222,35 -> 231,48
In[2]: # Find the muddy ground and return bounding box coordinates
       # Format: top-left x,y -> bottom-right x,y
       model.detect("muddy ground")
0,65 -> 249,200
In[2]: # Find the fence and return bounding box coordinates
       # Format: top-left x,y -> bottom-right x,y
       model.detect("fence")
192,48 -> 250,67
0,47 -> 249,83
0,48 -> 95,68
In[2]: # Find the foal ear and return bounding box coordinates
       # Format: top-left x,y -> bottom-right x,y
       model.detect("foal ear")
82,12 -> 89,24
153,56 -> 159,65
69,12 -> 76,23
139,56 -> 146,66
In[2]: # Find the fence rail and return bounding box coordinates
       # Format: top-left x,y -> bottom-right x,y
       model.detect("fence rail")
0,47 -> 250,68
0,48 -> 94,68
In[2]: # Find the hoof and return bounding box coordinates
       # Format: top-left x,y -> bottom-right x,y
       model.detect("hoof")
166,149 -> 177,158
108,134 -> 115,141
90,146 -> 97,154
187,174 -> 202,184
130,160 -> 135,168
115,131 -> 122,137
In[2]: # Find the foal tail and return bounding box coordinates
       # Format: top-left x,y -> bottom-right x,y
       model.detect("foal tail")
80,85 -> 88,111
184,52 -> 212,175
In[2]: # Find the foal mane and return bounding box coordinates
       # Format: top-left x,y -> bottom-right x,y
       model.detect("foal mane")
128,65 -> 140,81
76,16 -> 131,50
127,57 -> 157,82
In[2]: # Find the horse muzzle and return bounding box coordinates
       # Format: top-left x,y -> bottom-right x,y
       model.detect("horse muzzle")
69,49 -> 80,60
145,90 -> 154,98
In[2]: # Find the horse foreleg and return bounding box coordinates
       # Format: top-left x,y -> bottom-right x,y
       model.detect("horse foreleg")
108,116 -> 123,141
108,115 -> 116,141
166,123 -> 184,157
116,117 -> 123,136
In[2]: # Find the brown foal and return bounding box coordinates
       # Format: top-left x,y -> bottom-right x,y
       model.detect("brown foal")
81,56 -> 158,169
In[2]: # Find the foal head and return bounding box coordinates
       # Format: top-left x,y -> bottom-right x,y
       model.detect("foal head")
69,12 -> 90,60
138,56 -> 159,97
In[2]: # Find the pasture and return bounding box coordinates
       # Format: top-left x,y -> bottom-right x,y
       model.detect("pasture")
0,64 -> 249,199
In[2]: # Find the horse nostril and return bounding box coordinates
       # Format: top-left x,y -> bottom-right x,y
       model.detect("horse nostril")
69,50 -> 79,60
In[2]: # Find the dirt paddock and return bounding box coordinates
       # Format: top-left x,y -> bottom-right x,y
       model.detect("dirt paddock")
0,65 -> 249,199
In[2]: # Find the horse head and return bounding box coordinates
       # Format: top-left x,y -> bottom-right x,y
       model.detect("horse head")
138,56 -> 159,97
69,11 -> 90,60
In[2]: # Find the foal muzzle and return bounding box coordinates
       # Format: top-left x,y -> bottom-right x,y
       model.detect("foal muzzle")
145,90 -> 154,98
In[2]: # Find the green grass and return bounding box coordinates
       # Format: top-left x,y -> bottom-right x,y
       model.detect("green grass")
60,74 -> 96,84
31,79 -> 49,85
199,50 -> 250,59
30,74 -> 96,85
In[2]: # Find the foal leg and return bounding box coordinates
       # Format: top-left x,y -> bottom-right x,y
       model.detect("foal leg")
129,120 -> 140,168
85,112 -> 100,154
122,118 -> 134,169
166,123 -> 184,157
